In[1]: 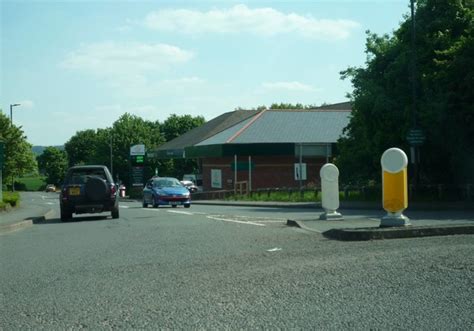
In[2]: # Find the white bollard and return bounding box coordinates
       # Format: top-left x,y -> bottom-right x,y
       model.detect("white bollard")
319,163 -> 343,220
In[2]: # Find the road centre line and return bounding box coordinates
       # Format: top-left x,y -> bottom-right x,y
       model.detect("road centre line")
167,210 -> 194,215
206,216 -> 265,227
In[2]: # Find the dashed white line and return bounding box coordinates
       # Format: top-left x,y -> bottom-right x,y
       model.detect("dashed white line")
167,210 -> 194,215
206,216 -> 265,227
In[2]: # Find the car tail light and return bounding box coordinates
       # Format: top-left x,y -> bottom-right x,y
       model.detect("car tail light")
110,184 -> 117,198
61,187 -> 69,201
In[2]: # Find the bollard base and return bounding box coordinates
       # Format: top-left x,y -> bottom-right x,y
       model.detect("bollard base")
319,210 -> 344,221
380,212 -> 410,227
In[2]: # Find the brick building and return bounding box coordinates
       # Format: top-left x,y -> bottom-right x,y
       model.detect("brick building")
153,102 -> 351,192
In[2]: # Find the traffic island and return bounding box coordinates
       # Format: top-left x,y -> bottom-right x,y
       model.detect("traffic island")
287,219 -> 474,240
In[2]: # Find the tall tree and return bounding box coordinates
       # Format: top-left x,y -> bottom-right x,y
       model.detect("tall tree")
108,113 -> 164,186
337,0 -> 474,185
0,111 -> 38,190
161,114 -> 205,142
161,114 -> 206,178
37,147 -> 68,185
64,129 -> 99,166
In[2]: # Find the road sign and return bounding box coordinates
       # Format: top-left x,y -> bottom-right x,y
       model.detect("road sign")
130,144 -> 146,156
406,128 -> 426,146
131,155 -> 145,166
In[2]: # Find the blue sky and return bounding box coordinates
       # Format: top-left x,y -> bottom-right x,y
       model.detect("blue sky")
1,0 -> 410,146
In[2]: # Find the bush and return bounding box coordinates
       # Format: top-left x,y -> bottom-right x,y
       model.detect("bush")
2,192 -> 20,207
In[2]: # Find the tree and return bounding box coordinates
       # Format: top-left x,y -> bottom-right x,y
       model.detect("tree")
161,114 -> 206,179
37,147 -> 68,185
64,129 -> 99,166
161,114 -> 205,142
0,111 -> 38,190
337,0 -> 474,185
107,113 -> 164,186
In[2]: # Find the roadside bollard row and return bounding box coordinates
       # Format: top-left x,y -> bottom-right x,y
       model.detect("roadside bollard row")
319,147 -> 410,227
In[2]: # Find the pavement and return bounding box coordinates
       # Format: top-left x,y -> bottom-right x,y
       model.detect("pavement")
0,192 -> 54,235
2,193 -> 474,240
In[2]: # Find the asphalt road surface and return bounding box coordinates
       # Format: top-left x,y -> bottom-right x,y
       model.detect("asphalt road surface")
1,193 -> 473,329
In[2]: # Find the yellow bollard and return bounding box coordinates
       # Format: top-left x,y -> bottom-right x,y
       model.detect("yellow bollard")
380,148 -> 411,227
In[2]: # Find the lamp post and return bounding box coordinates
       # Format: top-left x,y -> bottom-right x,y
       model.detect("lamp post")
10,103 -> 21,126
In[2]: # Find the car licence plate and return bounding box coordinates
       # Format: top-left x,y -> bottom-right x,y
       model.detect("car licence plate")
170,201 -> 179,206
69,187 -> 81,196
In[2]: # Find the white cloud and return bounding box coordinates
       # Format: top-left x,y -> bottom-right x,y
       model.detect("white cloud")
262,81 -> 320,92
60,41 -> 194,76
143,4 -> 359,40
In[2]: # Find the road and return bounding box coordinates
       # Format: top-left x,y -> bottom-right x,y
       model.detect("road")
1,192 -> 473,329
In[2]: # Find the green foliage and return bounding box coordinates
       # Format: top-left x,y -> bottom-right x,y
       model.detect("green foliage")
2,191 -> 20,207
37,147 -> 68,185
64,129 -> 98,167
63,113 -> 205,187
337,0 -> 474,185
227,190 -> 321,202
161,114 -> 205,142
0,112 -> 38,189
15,176 -> 47,191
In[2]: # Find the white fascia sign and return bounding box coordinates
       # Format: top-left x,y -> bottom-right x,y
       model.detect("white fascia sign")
130,144 -> 146,156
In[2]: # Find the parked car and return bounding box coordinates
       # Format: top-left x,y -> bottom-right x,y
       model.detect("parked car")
45,184 -> 56,192
143,177 -> 191,208
59,165 -> 119,221
180,180 -> 198,193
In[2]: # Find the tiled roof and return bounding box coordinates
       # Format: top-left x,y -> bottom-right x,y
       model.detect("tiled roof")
154,102 -> 352,156
196,109 -> 351,145
156,109 -> 260,150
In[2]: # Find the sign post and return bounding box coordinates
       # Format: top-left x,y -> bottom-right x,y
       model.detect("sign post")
130,144 -> 146,197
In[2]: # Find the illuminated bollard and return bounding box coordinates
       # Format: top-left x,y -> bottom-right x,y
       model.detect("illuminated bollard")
380,148 -> 411,227
319,163 -> 343,220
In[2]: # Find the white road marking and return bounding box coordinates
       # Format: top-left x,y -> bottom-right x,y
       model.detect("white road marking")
206,216 -> 265,227
119,205 -> 130,209
267,247 -> 282,252
45,202 -> 55,205
167,210 -> 194,215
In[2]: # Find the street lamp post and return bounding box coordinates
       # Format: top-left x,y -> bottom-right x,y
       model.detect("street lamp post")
10,103 -> 21,126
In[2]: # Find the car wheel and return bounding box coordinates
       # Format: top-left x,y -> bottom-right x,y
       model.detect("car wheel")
172,205 -> 177,208
111,206 -> 119,219
60,207 -> 72,222
152,196 -> 159,208
184,204 -> 191,208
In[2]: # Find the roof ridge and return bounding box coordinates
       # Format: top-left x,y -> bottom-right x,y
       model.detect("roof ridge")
226,109 -> 267,143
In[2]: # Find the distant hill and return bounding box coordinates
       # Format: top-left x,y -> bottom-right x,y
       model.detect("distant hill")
32,145 -> 65,156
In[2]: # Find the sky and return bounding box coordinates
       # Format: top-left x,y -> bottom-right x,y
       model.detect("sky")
1,0 -> 410,146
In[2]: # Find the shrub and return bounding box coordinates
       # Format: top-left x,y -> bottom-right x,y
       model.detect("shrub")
3,192 -> 20,207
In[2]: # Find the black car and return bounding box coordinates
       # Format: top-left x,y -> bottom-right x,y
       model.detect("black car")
60,165 -> 119,221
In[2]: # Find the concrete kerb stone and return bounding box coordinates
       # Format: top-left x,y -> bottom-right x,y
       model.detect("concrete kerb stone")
0,208 -> 54,235
287,219 -> 322,233
0,219 -> 34,235
287,218 -> 474,241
